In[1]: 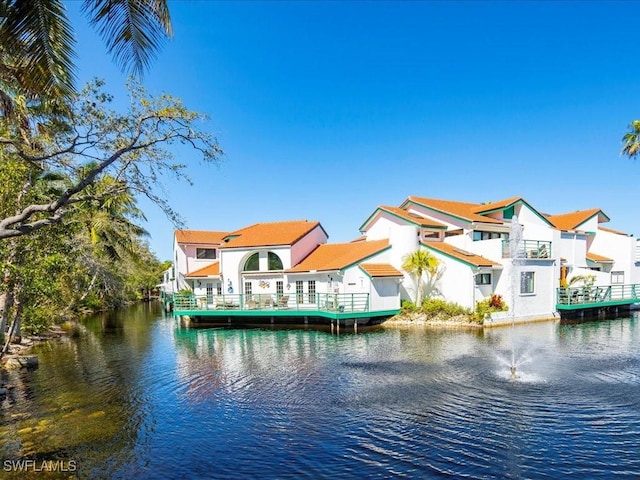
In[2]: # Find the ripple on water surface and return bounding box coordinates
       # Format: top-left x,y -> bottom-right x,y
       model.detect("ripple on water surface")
2,310 -> 640,479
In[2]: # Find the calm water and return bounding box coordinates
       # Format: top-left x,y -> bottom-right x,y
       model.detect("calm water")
1,303 -> 639,479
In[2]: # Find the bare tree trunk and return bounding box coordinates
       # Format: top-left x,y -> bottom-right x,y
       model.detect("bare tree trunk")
0,291 -> 13,341
0,292 -> 6,340
0,240 -> 19,342
10,295 -> 23,344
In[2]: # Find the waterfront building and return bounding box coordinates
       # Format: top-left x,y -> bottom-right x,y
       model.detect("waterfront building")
162,196 -> 640,323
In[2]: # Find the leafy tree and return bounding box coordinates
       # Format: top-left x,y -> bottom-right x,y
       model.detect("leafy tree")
0,78 -> 222,240
401,249 -> 440,305
622,120 -> 640,159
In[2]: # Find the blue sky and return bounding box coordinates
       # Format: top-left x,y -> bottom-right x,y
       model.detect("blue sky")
67,1 -> 640,261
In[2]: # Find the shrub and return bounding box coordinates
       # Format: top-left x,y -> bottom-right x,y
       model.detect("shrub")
489,294 -> 505,310
421,298 -> 470,317
471,296 -> 509,324
401,299 -> 418,314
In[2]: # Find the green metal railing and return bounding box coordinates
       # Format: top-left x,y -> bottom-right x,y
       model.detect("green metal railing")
502,240 -> 552,259
172,292 -> 370,313
556,283 -> 640,307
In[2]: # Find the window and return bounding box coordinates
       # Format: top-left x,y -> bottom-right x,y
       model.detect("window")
308,280 -> 316,303
520,271 -> 535,294
196,248 -> 216,259
296,280 -> 304,303
611,271 -> 624,284
475,273 -> 492,285
268,252 -> 283,270
276,281 -> 284,298
216,283 -> 222,296
244,253 -> 259,271
244,281 -> 252,296
473,231 -> 509,241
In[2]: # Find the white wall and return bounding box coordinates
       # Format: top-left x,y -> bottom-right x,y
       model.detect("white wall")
290,225 -> 328,266
590,230 -> 636,284
427,252 -> 475,308
370,278 -> 401,311
494,262 -> 556,318
558,232 -> 588,268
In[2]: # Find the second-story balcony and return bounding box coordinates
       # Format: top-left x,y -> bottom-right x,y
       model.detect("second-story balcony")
502,240 -> 552,259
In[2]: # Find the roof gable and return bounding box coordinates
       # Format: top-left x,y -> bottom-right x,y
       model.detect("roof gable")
473,197 -> 555,227
287,239 -> 389,273
546,209 -> 609,231
402,196 -> 503,225
471,196 -> 523,214
360,205 -> 447,232
186,262 -> 221,277
586,252 -> 614,264
221,220 -> 326,248
175,230 -> 229,245
359,263 -> 404,278
423,241 -> 500,268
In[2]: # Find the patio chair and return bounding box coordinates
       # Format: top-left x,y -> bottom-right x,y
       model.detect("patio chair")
215,296 -> 225,309
246,299 -> 258,310
277,295 -> 289,309
260,296 -> 273,309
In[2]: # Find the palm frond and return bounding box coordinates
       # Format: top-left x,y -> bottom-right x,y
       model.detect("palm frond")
622,120 -> 640,159
0,0 -> 76,99
82,0 -> 172,75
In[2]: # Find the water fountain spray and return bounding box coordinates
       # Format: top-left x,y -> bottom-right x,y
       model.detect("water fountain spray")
508,215 -> 524,380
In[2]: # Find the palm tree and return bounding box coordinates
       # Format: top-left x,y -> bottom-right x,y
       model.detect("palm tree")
0,0 -> 172,118
402,249 -> 440,305
622,120 -> 640,159
69,174 -> 149,305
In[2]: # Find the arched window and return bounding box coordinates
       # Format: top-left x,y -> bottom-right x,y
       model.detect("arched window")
268,252 -> 283,270
244,253 -> 259,271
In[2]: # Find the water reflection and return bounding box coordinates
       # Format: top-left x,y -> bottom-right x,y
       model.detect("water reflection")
1,307 -> 639,479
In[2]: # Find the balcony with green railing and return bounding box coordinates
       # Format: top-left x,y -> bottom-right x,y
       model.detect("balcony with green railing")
172,292 -> 373,317
556,283 -> 640,310
502,240 -> 552,259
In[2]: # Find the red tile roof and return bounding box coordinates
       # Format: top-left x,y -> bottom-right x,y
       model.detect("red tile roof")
221,220 -> 325,248
472,196 -> 523,214
175,230 -> 229,245
423,242 -> 500,268
287,239 -> 389,273
186,262 -> 221,277
359,263 -> 404,278
378,206 -> 447,229
545,209 -> 609,231
405,196 -> 503,224
586,252 -> 614,263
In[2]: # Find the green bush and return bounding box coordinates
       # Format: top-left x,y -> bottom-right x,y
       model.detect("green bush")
471,295 -> 509,324
421,298 -> 470,317
401,299 -> 418,314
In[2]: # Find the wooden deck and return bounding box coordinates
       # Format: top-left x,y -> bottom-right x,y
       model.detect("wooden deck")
170,292 -> 399,322
556,284 -> 640,311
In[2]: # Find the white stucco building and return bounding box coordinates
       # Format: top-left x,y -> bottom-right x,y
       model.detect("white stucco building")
162,195 -> 640,323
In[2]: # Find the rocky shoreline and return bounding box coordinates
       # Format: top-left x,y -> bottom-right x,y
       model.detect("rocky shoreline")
382,313 -> 483,329
0,325 -> 70,369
